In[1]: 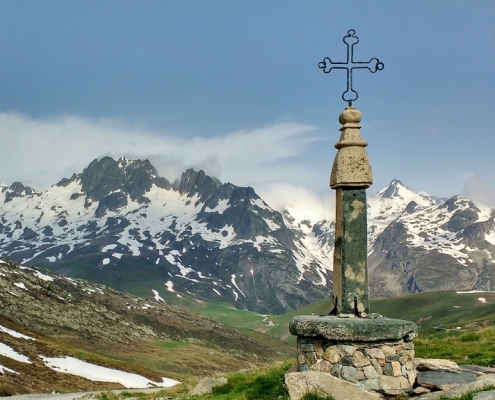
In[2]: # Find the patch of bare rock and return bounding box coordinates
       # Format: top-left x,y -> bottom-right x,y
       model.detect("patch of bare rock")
283,358 -> 495,399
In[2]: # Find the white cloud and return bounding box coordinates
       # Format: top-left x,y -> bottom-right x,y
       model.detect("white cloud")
256,181 -> 335,223
0,112 -> 323,191
461,173 -> 495,207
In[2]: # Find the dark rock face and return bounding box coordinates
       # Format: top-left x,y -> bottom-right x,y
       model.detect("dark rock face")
3,182 -> 36,203
179,168 -> 221,200
446,208 -> 479,232
80,156 -> 171,207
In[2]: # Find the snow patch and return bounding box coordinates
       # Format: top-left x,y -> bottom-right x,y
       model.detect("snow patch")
102,258 -> 110,266
205,199 -> 230,214
231,274 -> 246,298
102,244 -> 118,252
165,281 -> 174,293
40,356 -> 179,388
32,270 -> 54,282
14,282 -> 27,290
0,364 -> 18,374
0,324 -> 36,340
479,297 -> 487,303
152,289 -> 165,302
0,342 -> 31,363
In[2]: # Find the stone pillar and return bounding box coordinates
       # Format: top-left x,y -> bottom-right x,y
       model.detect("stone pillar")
330,107 -> 372,316
289,105 -> 418,397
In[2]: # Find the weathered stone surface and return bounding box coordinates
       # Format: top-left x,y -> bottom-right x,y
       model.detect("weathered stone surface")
352,351 -> 371,368
189,377 -> 228,396
460,364 -> 495,375
379,375 -> 401,390
332,188 -> 369,315
417,371 -> 477,390
289,316 -> 417,341
366,348 -> 385,359
474,389 -> 495,399
363,365 -> 380,379
361,378 -> 380,391
417,376 -> 495,399
340,356 -> 353,366
371,358 -> 383,374
412,386 -> 431,395
310,360 -> 332,373
284,371 -> 383,400
314,342 -> 324,358
323,346 -> 340,363
381,345 -> 396,355
386,354 -> 400,362
341,366 -> 364,383
330,107 -> 372,189
340,345 -> 356,356
391,361 -> 402,377
415,358 -> 462,373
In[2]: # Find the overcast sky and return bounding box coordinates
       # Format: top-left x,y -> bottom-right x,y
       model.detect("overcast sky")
0,1 -> 495,210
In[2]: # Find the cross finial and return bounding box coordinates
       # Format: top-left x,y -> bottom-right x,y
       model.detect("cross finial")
319,29 -> 384,106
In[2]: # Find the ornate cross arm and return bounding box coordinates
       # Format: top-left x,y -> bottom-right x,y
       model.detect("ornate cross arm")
319,29 -> 384,106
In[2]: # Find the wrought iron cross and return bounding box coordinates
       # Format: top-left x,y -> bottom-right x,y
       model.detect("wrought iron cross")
319,29 -> 384,106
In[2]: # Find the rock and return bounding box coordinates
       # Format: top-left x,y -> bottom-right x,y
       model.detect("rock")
460,364 -> 495,374
412,386 -> 430,395
474,389 -> 495,399
417,376 -> 495,399
365,348 -> 385,359
415,358 -> 462,373
284,371 -> 383,400
189,376 -> 228,396
289,316 -> 417,342
417,370 -> 477,390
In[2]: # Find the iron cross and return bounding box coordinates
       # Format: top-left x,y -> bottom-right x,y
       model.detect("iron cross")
319,29 -> 384,106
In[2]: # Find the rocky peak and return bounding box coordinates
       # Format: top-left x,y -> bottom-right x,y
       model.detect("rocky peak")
80,157 -> 126,201
79,157 -> 171,216
179,169 -> 221,200
377,179 -> 409,199
3,181 -> 37,203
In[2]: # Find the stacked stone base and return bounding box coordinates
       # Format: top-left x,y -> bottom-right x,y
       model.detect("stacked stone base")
297,336 -> 415,394
290,315 -> 418,396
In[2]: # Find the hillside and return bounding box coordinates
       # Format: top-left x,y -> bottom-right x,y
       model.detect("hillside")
0,257 -> 293,395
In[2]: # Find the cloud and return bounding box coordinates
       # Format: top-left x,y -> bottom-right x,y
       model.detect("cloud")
461,173 -> 495,206
0,112 -> 323,191
256,181 -> 335,223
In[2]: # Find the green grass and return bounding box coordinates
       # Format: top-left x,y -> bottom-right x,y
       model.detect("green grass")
415,326 -> 495,366
156,340 -> 190,349
371,290 -> 495,335
98,362 -> 338,400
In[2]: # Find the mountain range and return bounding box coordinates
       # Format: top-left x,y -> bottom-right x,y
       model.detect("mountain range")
0,156 -> 494,314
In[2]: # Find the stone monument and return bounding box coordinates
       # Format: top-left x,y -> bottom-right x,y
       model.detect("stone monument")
289,30 -> 418,396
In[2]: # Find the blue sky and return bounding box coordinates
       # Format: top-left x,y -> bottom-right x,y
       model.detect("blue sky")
0,1 -> 495,210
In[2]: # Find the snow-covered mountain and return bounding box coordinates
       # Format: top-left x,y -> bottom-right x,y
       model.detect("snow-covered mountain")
0,157 -> 331,314
1,157 -> 494,313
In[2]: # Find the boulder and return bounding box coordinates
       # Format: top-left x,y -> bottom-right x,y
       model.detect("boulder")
284,371 -> 383,400
474,389 -> 495,399
415,358 -> 461,373
417,370 -> 477,391
189,376 -> 228,396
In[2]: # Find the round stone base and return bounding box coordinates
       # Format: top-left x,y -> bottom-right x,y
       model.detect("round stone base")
291,316 -> 418,395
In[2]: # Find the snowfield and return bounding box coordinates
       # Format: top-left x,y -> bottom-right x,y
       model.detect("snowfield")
40,356 -> 179,388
